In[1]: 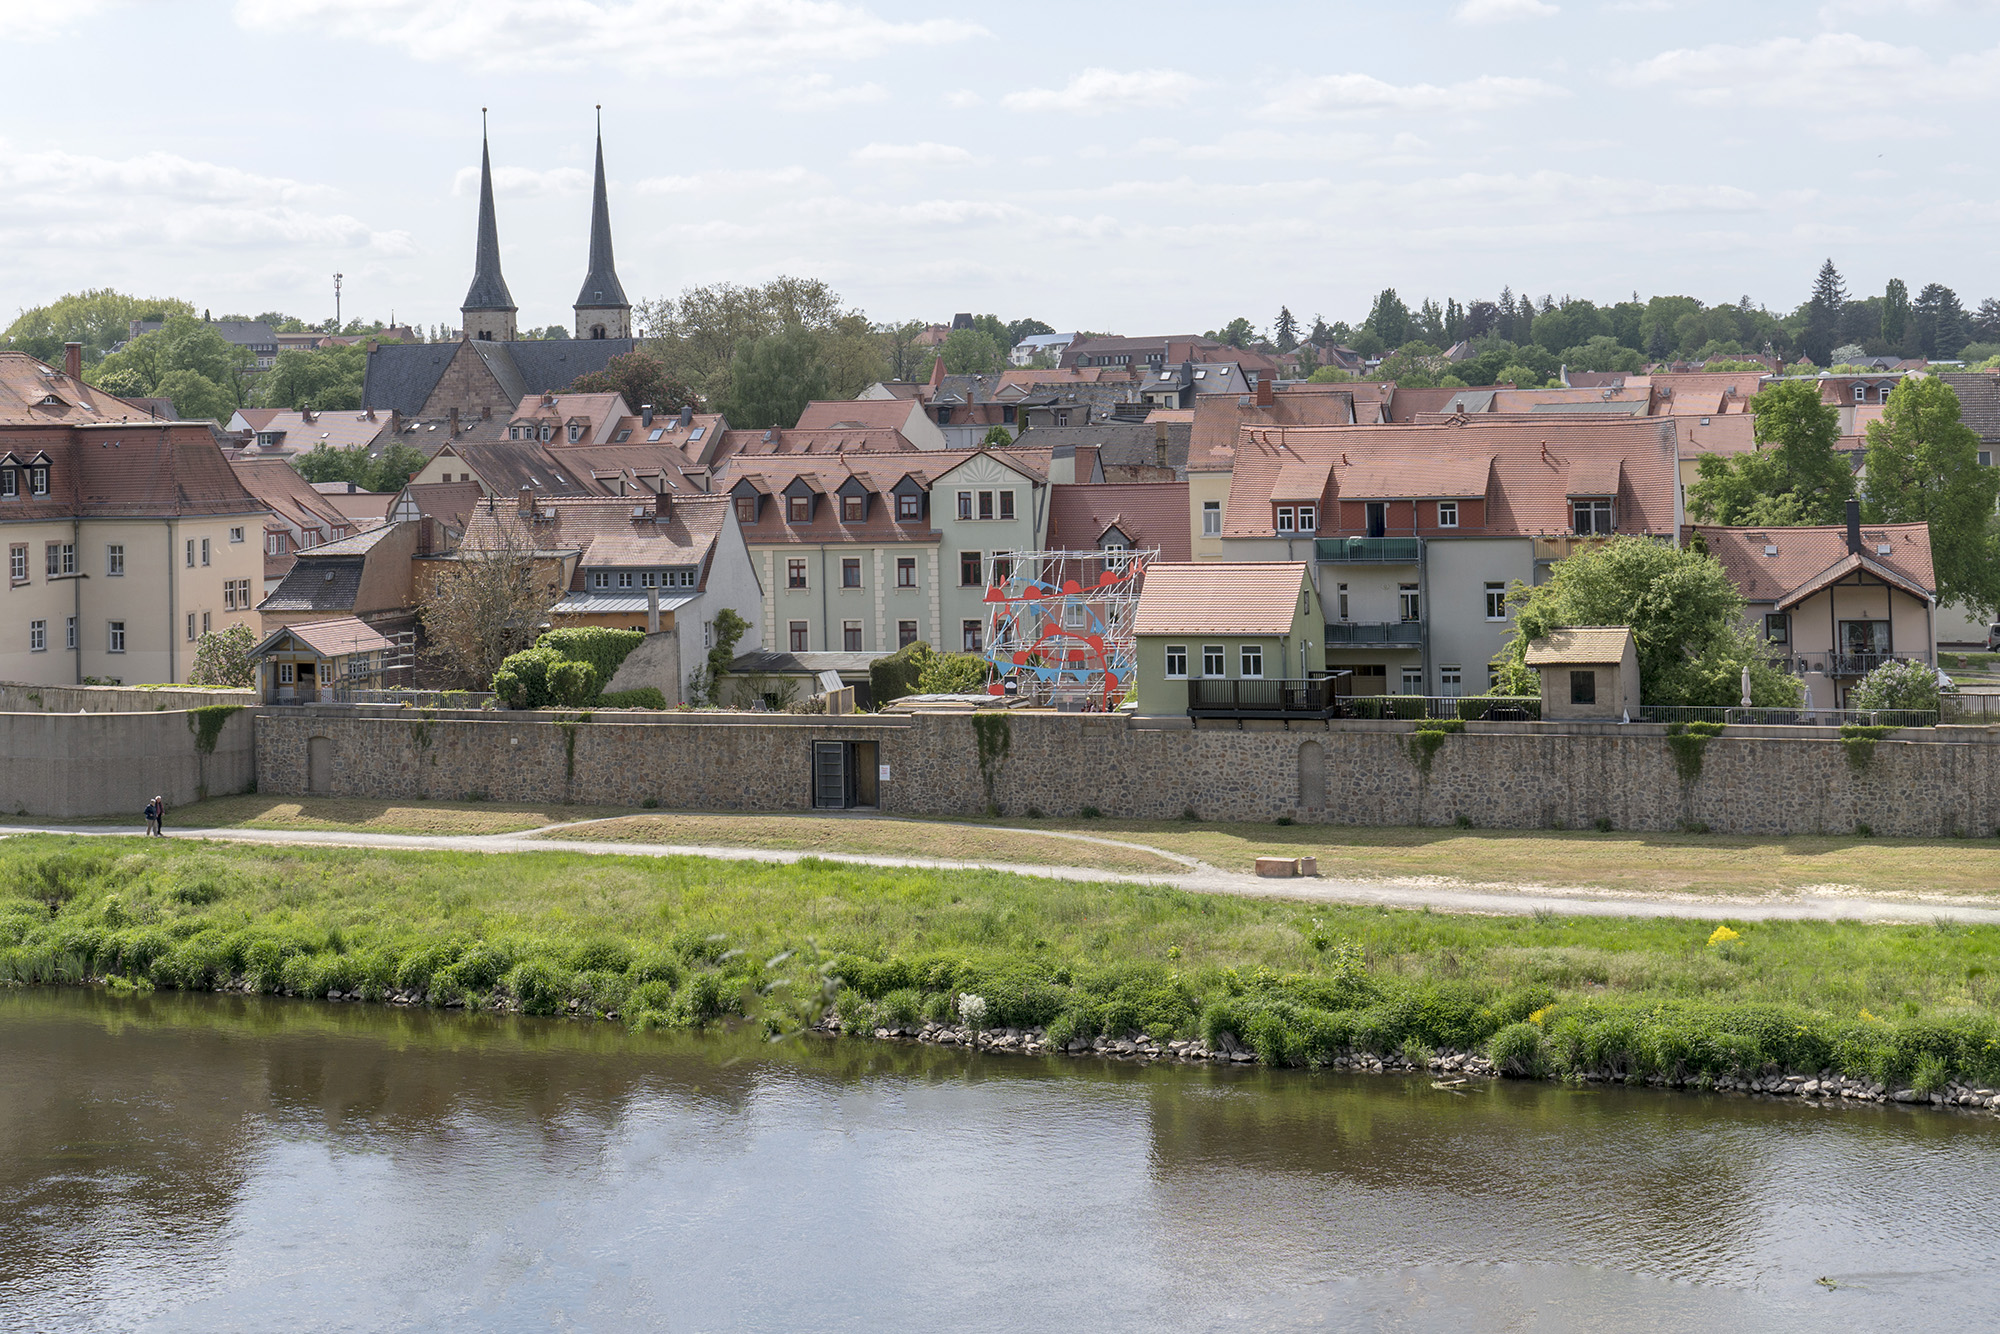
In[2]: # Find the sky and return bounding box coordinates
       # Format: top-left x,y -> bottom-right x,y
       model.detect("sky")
1,0 -> 1997,340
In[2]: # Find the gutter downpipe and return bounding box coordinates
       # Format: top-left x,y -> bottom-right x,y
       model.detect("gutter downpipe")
819,544 -> 830,652
166,518 -> 178,683
71,516 -> 82,684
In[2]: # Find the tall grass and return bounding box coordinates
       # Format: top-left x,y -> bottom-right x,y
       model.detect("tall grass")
2,835 -> 1999,1087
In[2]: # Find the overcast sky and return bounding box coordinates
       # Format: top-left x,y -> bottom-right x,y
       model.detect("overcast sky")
1,0 -> 1996,338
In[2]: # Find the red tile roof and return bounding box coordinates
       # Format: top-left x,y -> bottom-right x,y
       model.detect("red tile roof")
1134,562 -> 1310,635
1046,483 -> 1191,561
1693,522 -> 1934,606
459,494 -> 731,588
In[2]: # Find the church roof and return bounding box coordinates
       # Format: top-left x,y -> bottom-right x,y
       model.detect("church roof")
575,118 -> 628,312
462,127 -> 516,313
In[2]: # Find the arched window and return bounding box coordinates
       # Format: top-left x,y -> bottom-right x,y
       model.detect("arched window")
591,325 -> 607,340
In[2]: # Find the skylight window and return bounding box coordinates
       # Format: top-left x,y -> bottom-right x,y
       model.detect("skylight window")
649,428 -> 664,441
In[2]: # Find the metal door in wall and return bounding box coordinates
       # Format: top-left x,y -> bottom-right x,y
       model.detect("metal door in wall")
813,742 -> 848,808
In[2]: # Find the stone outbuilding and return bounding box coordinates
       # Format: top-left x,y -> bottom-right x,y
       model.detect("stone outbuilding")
1525,626 -> 1639,721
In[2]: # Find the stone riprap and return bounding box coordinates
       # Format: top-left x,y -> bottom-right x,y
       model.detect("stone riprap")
250,706 -> 2000,838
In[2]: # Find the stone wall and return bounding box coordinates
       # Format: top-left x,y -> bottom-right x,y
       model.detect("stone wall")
0,682 -> 256,714
0,705 -> 253,818
251,707 -> 2000,839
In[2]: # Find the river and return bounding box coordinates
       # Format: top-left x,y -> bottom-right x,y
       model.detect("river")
2,989 -> 1997,1331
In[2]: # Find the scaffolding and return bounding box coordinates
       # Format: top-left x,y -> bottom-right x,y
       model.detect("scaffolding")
981,547 -> 1157,709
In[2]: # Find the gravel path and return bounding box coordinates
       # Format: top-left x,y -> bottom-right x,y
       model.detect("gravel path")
8,821 -> 2000,926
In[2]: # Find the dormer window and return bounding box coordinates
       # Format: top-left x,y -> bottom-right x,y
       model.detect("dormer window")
1297,504 -> 1317,532
735,496 -> 756,523
788,495 -> 811,522
1437,501 -> 1458,528
898,492 -> 921,520
568,424 -> 585,443
843,496 -> 865,521
1854,384 -> 1866,403
1573,498 -> 1614,535
591,571 -> 611,589
0,470 -> 14,498
1275,506 -> 1295,533
540,426 -> 553,442
37,394 -> 63,407
30,467 -> 47,497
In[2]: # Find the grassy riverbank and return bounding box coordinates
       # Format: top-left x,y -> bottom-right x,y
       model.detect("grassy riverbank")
3,834 -> 1999,1092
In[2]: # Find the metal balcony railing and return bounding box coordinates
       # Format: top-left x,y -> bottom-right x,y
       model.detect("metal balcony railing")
1639,704 -> 1937,728
1778,652 -> 1930,678
1324,620 -> 1424,646
1316,536 -> 1423,563
1189,677 -> 1340,717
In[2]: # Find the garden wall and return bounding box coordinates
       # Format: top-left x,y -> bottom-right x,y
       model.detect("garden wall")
251,707 -> 2000,839
0,704 -> 254,819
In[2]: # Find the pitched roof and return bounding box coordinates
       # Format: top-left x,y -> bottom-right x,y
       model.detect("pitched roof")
229,458 -> 358,537
1938,372 -> 2000,442
1524,626 -> 1633,666
793,399 -> 920,432
459,493 -> 730,581
1673,413 -> 1758,460
1694,522 -> 1935,606
1648,371 -> 1768,404
1340,454 -> 1491,500
574,122 -> 628,312
1046,483 -> 1191,561
255,616 -> 394,659
463,131 -> 515,312
239,408 -> 394,453
1133,562 -> 1309,636
259,556 -> 366,612
392,480 -> 484,533
361,338 -> 643,418
443,440 -> 603,498
1015,422 -> 1184,476
0,351 -> 159,426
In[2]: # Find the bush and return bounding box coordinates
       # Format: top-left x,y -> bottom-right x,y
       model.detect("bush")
536,628 -> 644,683
492,646 -> 561,709
599,688 -> 666,710
917,651 -> 989,696
1851,657 -> 1947,714
546,659 -> 598,708
509,958 -> 571,1015
1488,1022 -> 1548,1077
870,642 -> 934,709
1452,695 -> 1542,721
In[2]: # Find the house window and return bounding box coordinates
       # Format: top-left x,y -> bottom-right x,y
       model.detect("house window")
1202,645 -> 1226,677
1336,583 -> 1349,620
999,491 -> 1015,520
1765,613 -> 1790,645
978,490 -> 995,520
230,526 -> 244,543
736,497 -> 757,523
29,620 -> 44,652
1202,501 -> 1221,537
1438,501 -> 1459,528
618,572 -> 635,589
959,551 -> 982,587
1402,666 -> 1424,695
789,620 -> 810,651
1102,542 -> 1129,569
1982,451 -> 1994,468
185,538 -> 195,568
592,571 -> 611,590
187,613 -> 197,642
1297,505 -> 1317,532
1854,384 -> 1866,403
788,559 -> 807,589
569,424 -> 584,443
1573,499 -> 1613,534
667,569 -> 696,588
1165,645 -> 1188,679
202,611 -> 211,636
8,545 -> 24,583
898,492 -> 921,520
897,557 -> 916,588
962,619 -> 983,652
46,543 -> 73,577
898,620 -> 919,648
788,496 -> 811,522
843,496 -> 865,522
843,620 -> 863,651
1240,645 -> 1263,679
1399,584 -> 1421,622
957,491 -> 974,520
1485,582 -> 1506,620
1440,666 -> 1462,698
1570,670 -> 1597,705
1275,506 -> 1295,533
991,556 -> 1012,585
201,537 -> 210,566
30,467 -> 47,496
842,558 -> 862,589
0,470 -> 14,498
1366,502 -> 1387,538
278,663 -> 295,685
65,617 -> 75,650
107,621 -> 125,653
640,571 -> 659,588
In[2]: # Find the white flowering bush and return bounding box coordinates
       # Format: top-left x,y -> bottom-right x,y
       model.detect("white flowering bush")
956,992 -> 988,1029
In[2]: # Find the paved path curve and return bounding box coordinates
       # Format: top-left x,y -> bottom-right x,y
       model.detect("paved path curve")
7,821 -> 2000,927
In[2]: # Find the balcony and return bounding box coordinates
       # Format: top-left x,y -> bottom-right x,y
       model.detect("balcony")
1317,536 -> 1423,564
1779,652 -> 1930,678
1189,677 -> 1343,719
1324,620 -> 1424,647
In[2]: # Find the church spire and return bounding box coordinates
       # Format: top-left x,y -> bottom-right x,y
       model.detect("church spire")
461,109 -> 517,342
574,105 -> 631,340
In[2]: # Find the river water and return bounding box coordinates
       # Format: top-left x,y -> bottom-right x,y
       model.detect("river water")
3,990 -> 1998,1332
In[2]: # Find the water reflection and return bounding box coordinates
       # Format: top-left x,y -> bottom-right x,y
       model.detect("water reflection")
2,990 -> 1996,1331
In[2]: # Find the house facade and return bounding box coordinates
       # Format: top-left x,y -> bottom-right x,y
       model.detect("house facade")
1132,562 -> 1323,715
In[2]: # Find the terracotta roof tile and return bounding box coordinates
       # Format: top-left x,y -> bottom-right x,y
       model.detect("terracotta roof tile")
1694,522 -> 1934,605
1525,626 -> 1633,665
1046,483 -> 1191,561
1133,562 -> 1310,636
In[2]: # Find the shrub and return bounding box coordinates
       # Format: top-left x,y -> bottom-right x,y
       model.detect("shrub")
1488,1022 -> 1548,1077
878,987 -> 923,1026
677,972 -> 733,1024
1850,657 -> 1946,714
536,627 -> 644,684
917,651 -> 989,696
870,641 -> 934,708
394,942 -> 462,993
600,688 -> 666,710
571,938 -> 633,974
509,958 -> 571,1015
546,660 -> 598,708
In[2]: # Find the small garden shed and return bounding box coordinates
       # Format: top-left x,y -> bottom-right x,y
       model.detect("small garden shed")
1525,626 -> 1639,721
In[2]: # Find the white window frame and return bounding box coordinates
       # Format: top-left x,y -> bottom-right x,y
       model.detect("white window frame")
1297,504 -> 1317,532
1201,645 -> 1226,677
1400,584 -> 1421,622
618,571 -> 634,589
30,467 -> 47,497
64,617 -> 75,650
1485,582 -> 1507,621
0,470 -> 15,498
200,537 -> 210,566
1336,583 -> 1349,620
8,546 -> 23,583
185,538 -> 195,568
1438,501 -> 1459,528
107,621 -> 125,653
592,571 -> 611,589
229,526 -> 244,543
187,612 -> 197,642
107,545 -> 124,577
278,662 -> 295,685
1201,500 -> 1221,537
1275,506 -> 1295,533
1164,645 -> 1188,679
1574,498 -> 1613,535
29,620 -> 44,652
1440,666 -> 1462,698
1240,644 -> 1264,679
1401,666 -> 1425,695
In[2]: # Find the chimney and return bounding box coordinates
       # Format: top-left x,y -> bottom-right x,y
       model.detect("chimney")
654,489 -> 672,520
1846,498 -> 1863,556
517,485 -> 535,517
1255,375 -> 1274,407
647,585 -> 661,634
417,516 -> 435,556
346,482 -> 357,493
642,404 -> 654,428
63,342 -> 81,380
449,407 -> 460,435
364,407 -> 376,422
481,405 -> 491,420
678,403 -> 693,429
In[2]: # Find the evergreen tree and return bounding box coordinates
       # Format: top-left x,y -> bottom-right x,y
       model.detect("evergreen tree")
1881,279 -> 1911,347
1273,306 -> 1298,353
1364,289 -> 1410,348
1497,287 -> 1516,342
1802,258 -> 1847,366
1912,283 -> 1968,359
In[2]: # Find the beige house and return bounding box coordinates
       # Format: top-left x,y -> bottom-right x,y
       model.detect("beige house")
1134,562 -> 1325,716
0,351 -> 266,686
1526,627 -> 1640,721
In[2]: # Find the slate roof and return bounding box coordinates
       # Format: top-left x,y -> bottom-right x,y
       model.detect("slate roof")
1133,562 -> 1310,636
1045,483 -> 1192,561
1524,627 -> 1633,666
463,133 -> 515,312
260,556 -> 366,612
459,494 -> 730,586
1014,422 -> 1185,476
1938,372 -> 2000,443
361,338 -> 642,417
574,126 -> 628,311
1694,522 -> 1934,606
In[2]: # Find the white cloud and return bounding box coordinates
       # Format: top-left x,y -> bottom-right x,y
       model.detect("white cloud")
946,90 -> 983,109
852,142 -> 975,165
450,164 -> 588,198
0,0 -> 117,40
1819,0 -> 2000,16
1453,0 -> 1558,21
1631,34 -> 2000,109
1001,68 -> 1204,114
231,0 -> 986,74
1261,73 -> 1565,117
775,74 -> 889,109
634,165 -> 823,195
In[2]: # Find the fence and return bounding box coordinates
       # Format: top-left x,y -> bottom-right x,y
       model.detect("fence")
1190,678 -> 1341,716
1341,695 -> 1542,722
1944,694 -> 2000,724
1324,620 -> 1424,646
336,688 -> 496,708
1638,704 -> 1939,729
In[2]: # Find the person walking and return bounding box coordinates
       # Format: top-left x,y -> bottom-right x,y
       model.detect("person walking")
144,795 -> 163,837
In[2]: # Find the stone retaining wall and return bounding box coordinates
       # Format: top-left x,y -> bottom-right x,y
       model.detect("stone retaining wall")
0,682 -> 256,714
251,707 -> 2000,838
0,705 -> 254,818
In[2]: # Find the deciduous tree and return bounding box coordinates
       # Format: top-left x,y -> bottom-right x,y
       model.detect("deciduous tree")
1687,380 -> 1851,526
1,289 -> 193,365
716,325 -> 828,429
565,349 -> 699,412
418,522 -> 563,688
1863,375 -> 2000,616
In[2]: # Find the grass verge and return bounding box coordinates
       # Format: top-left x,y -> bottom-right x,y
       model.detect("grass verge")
160,796 -> 625,837
4,835 -> 2000,1091
542,813 -> 1185,874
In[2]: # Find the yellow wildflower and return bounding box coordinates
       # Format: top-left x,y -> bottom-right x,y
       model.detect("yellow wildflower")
1707,925 -> 1742,946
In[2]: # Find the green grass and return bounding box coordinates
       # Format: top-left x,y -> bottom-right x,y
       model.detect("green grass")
5,834 -> 2000,1089
152,796 -> 626,836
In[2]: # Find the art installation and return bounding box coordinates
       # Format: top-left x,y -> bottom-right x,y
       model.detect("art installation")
980,547 -> 1157,709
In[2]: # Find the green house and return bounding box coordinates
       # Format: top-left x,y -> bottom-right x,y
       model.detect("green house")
1133,562 -> 1325,716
